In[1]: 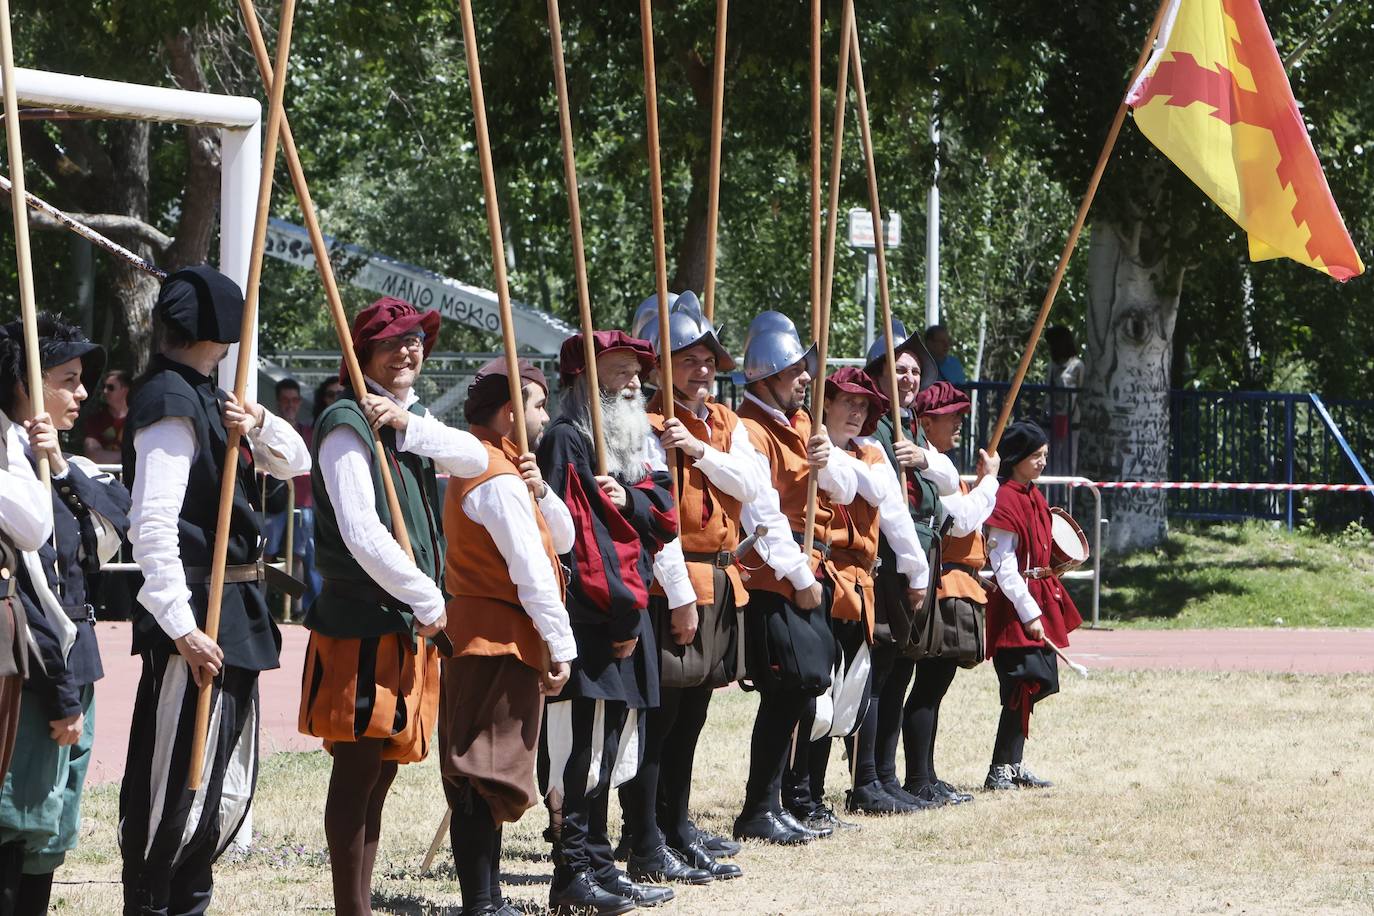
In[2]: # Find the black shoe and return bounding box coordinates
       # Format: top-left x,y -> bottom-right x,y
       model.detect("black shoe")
808,804 -> 859,832
732,810 -> 812,845
674,840 -> 743,880
845,781 -> 912,815
1012,763 -> 1054,788
778,808 -> 831,839
600,871 -> 675,907
984,764 -> 1017,791
882,780 -> 922,807
933,779 -> 974,804
688,820 -> 742,859
549,870 -> 638,915
627,844 -> 713,886
904,781 -> 952,809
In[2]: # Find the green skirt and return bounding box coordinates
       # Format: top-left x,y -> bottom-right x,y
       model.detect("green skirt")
0,684 -> 95,873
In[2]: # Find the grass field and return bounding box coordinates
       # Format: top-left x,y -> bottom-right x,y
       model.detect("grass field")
57,663 -> 1374,914
1071,521 -> 1374,629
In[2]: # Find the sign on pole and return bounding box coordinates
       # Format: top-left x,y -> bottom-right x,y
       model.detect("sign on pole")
847,208 -> 900,249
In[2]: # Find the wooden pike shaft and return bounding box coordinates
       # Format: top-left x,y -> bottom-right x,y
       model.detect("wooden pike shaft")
639,0 -> 674,424
809,0 -> 822,339
847,16 -> 903,441
238,0 -> 416,565
460,0 -> 530,454
0,175 -> 167,278
702,0 -> 727,323
986,0 -> 1172,455
546,0 -> 606,475
189,0 -> 297,792
0,0 -> 47,487
803,0 -> 854,559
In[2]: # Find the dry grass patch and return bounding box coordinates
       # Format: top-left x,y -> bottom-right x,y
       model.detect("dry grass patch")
57,666 -> 1374,914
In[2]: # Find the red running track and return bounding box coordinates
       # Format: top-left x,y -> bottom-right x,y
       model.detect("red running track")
87,622 -> 1374,785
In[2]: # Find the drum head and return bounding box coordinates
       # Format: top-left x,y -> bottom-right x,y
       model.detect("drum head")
1049,507 -> 1089,568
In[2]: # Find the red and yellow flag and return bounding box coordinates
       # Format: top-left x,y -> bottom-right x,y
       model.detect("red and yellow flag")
1126,0 -> 1363,280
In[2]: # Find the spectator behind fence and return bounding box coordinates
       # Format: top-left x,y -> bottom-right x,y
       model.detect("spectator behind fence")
265,377 -> 321,614
924,325 -> 967,385
83,369 -> 130,464
1045,326 -> 1085,478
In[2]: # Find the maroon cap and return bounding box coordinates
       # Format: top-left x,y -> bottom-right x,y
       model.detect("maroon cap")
824,366 -> 890,437
914,380 -> 970,417
558,330 -> 657,388
342,296 -> 441,381
464,357 -> 547,425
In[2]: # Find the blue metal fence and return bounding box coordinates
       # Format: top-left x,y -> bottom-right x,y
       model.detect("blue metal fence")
957,381 -> 1374,529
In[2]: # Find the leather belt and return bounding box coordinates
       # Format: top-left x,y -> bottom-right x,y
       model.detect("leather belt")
1023,566 -> 1056,580
64,603 -> 94,623
791,531 -> 832,559
184,560 -> 267,585
683,550 -> 734,569
942,562 -> 982,576
185,560 -> 307,599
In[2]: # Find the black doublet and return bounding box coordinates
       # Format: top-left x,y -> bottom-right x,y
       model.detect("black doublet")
122,355 -> 280,671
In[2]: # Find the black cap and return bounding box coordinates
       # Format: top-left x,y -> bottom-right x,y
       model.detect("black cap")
998,420 -> 1049,479
155,266 -> 245,344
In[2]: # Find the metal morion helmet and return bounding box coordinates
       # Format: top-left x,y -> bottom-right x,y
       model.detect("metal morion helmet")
637,291 -> 736,372
865,317 -> 929,370
631,291 -> 679,340
742,310 -> 800,356
743,328 -> 819,383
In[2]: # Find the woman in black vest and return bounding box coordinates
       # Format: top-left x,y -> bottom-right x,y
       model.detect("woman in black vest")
0,316 -> 130,915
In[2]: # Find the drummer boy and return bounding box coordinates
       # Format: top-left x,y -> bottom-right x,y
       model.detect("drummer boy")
981,421 -> 1083,791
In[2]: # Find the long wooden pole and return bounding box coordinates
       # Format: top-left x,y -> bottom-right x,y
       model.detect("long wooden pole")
188,0 -> 296,791
986,0 -> 1172,455
459,0 -> 529,454
847,16 -> 902,440
546,0 -> 606,475
0,175 -> 167,279
0,0 -> 46,487
809,0 -> 821,339
803,0 -> 853,559
702,0 -> 727,323
237,0 -> 415,566
639,0 -> 674,425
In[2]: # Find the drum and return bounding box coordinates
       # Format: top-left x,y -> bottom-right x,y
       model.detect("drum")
1048,507 -> 1089,575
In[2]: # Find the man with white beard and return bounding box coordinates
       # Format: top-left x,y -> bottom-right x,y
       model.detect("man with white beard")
537,331 -> 680,915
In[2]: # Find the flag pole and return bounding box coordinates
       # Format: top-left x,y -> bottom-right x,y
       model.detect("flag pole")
237,0 -> 416,565
639,0 -> 675,427
188,0 -> 297,791
803,0 -> 854,560
702,0 -> 728,323
847,15 -> 903,443
0,0 -> 47,488
547,0 -> 607,475
986,0 -> 1172,455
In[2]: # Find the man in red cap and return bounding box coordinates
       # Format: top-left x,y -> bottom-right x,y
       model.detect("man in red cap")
299,296 -> 488,916
783,367 -> 928,823
900,381 -> 998,805
537,331 -> 679,915
439,357 -> 576,916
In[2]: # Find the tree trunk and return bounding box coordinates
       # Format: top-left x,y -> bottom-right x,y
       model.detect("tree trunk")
1077,220 -> 1184,552
105,121 -> 160,372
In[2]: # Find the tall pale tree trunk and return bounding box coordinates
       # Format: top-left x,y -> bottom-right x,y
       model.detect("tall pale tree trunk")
1077,220 -> 1184,551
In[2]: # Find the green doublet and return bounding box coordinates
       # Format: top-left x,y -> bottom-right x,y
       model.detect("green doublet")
306,395 -> 444,639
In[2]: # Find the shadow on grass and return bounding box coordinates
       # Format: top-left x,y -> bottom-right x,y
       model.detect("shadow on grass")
372,890 -> 460,915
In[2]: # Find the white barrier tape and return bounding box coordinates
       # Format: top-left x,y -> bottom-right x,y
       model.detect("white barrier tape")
1090,481 -> 1374,492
